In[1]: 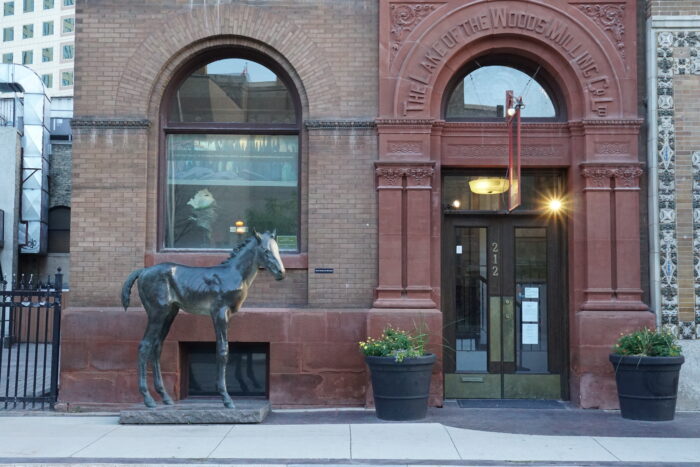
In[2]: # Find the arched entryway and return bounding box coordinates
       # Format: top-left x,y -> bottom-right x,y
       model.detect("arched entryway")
373,0 -> 653,408
440,58 -> 568,400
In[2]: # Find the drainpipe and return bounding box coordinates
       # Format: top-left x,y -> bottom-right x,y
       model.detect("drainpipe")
0,64 -> 51,255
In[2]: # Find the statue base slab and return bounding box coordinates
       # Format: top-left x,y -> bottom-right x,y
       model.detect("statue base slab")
119,399 -> 270,424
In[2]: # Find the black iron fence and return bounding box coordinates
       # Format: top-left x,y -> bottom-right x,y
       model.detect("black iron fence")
0,270 -> 62,409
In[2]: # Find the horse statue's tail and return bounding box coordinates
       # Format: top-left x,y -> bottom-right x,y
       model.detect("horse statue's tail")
121,268 -> 143,310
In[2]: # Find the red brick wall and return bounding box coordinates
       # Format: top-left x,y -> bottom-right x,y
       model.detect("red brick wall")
71,0 -> 379,308
70,128 -> 148,307
308,127 -> 377,308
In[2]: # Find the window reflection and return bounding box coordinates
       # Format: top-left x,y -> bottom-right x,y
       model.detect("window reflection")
165,134 -> 299,250
446,65 -> 556,119
169,58 -> 295,124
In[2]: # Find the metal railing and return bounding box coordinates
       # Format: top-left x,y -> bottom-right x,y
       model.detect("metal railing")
0,270 -> 62,409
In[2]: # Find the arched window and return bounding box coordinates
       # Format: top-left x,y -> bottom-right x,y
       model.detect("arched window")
162,54 -> 300,251
444,58 -> 562,121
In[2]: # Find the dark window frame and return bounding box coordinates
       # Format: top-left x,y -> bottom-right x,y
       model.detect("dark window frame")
442,54 -> 566,123
159,48 -> 303,253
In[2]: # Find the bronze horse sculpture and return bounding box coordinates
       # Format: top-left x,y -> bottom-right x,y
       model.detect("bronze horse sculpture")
121,230 -> 285,408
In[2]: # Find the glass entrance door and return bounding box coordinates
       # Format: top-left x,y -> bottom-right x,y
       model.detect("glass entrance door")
443,216 -> 566,399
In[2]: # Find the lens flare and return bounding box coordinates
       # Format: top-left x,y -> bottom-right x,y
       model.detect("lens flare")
548,198 -> 563,212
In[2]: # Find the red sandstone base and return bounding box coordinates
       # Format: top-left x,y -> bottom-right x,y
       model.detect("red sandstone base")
58,307 -> 445,410
570,310 -> 656,409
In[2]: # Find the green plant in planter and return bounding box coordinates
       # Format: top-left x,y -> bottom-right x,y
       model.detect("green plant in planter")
360,326 -> 435,421
610,327 -> 685,421
612,327 -> 682,357
359,327 -> 427,362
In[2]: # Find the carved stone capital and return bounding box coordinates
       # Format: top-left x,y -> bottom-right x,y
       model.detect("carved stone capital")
582,164 -> 643,190
613,166 -> 644,189
375,167 -> 405,187
581,167 -> 615,188
375,162 -> 435,189
406,167 -> 434,187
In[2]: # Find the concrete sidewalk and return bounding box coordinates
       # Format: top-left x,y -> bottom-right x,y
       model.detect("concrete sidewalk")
0,411 -> 699,465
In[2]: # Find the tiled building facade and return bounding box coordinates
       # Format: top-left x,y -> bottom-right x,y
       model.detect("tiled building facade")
647,0 -> 700,409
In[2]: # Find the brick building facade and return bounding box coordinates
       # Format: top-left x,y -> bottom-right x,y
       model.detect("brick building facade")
60,0 -> 686,410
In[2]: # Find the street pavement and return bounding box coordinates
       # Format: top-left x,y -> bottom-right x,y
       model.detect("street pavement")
0,404 -> 699,465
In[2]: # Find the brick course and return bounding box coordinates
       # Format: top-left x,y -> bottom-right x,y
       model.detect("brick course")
648,0 -> 700,16
672,75 -> 700,323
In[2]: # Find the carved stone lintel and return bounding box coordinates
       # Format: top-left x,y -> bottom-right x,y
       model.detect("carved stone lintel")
390,4 -> 437,62
71,118 -> 151,129
304,120 -> 376,129
580,119 -> 644,128
388,142 -> 422,154
376,118 -> 436,129
578,4 -> 626,60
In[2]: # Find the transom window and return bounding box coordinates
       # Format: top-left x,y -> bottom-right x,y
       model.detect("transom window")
445,62 -> 560,120
163,55 -> 300,252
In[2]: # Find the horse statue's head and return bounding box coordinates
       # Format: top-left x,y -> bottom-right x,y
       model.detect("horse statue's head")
253,229 -> 286,281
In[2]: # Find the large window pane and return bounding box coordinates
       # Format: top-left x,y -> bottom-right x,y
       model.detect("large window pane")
455,227 -> 488,372
446,65 -> 555,119
165,134 -> 299,250
169,58 -> 296,124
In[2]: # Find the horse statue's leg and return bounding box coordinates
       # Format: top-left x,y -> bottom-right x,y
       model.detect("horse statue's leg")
138,316 -> 162,408
212,306 -> 234,408
151,307 -> 179,405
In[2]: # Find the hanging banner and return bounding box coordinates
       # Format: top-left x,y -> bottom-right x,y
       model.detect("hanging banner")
506,91 -> 522,211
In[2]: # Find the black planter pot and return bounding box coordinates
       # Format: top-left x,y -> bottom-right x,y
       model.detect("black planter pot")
365,353 -> 436,421
609,354 -> 685,421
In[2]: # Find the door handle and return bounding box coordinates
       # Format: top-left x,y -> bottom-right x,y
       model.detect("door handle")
503,296 -> 515,364
461,376 -> 485,383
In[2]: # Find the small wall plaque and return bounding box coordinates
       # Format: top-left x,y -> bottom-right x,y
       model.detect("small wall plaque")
314,268 -> 334,274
